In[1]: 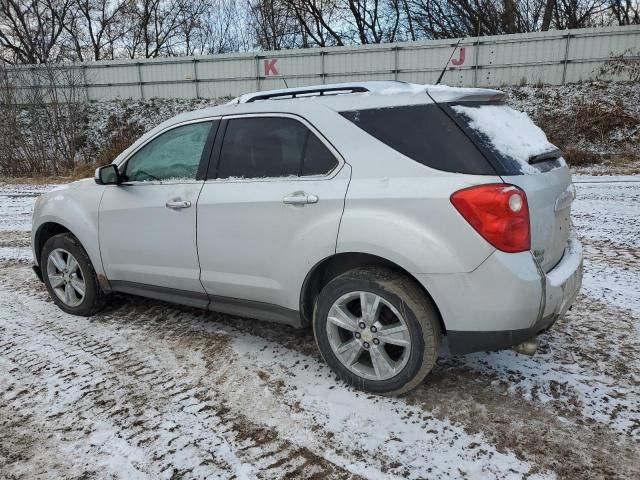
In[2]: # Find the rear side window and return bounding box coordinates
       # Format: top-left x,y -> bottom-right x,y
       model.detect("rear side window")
216,117 -> 338,179
340,104 -> 494,175
450,103 -> 564,174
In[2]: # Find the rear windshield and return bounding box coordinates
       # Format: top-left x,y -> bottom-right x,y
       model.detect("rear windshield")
449,103 -> 565,174
339,104 -> 495,175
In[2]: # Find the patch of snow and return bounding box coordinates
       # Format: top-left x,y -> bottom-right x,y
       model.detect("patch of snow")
582,262 -> 640,315
229,332 -> 549,479
452,104 -> 556,172
572,181 -> 640,248
0,184 -> 56,232
0,246 -> 32,261
378,83 -> 428,95
124,177 -> 201,185
573,175 -> 640,183
454,331 -> 640,438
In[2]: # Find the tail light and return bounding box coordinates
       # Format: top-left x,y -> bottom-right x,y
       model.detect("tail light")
450,184 -> 530,253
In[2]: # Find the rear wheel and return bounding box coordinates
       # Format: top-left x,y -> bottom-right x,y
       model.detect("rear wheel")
313,267 -> 441,395
41,233 -> 108,316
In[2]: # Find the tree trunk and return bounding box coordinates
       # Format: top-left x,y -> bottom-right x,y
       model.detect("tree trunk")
541,0 -> 555,31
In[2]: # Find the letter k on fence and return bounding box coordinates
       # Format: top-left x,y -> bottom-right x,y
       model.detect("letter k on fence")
264,59 -> 279,76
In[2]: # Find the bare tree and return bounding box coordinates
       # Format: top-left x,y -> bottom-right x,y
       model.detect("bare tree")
609,0 -> 640,24
0,0 -> 75,64
0,63 -> 87,175
122,0 -> 190,58
553,0 -> 610,28
541,0 -> 556,29
198,0 -> 253,53
64,0 -> 128,61
2,0 -> 639,65
285,0 -> 345,46
248,0 -> 300,50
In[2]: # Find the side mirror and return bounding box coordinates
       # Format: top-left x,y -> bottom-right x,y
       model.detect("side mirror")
95,164 -> 122,185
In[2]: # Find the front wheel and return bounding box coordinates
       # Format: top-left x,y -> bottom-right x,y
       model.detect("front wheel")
313,267 -> 441,395
41,233 -> 108,316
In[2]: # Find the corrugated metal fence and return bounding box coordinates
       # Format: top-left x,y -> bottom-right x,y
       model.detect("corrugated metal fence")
11,25 -> 640,101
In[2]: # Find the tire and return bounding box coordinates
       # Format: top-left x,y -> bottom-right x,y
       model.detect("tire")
41,233 -> 108,316
313,267 -> 441,395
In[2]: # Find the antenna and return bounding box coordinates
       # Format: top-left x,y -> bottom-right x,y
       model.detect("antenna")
436,38 -> 462,85
282,78 -> 289,88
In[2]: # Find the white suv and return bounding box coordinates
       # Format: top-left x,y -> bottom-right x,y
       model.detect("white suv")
32,81 -> 583,395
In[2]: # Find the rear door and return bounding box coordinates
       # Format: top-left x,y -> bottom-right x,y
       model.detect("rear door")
99,120 -> 216,294
447,102 -> 573,271
196,114 -> 350,311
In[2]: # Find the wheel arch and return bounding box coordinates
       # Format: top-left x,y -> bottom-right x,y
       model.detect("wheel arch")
34,220 -> 110,292
34,222 -> 73,265
299,252 -> 446,334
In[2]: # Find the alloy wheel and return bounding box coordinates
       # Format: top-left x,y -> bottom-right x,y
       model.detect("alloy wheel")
325,291 -> 412,381
47,248 -> 86,307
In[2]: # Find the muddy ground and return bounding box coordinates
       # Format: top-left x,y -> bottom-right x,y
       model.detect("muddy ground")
0,179 -> 638,479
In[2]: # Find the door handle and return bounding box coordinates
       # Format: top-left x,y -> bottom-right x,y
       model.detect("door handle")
165,200 -> 192,209
283,194 -> 319,205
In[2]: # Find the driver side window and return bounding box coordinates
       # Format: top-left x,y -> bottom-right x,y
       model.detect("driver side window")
125,121 -> 213,182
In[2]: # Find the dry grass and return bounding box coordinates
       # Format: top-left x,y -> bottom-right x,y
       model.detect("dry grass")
0,114 -> 145,184
536,97 -> 639,168
538,98 -> 638,147
0,176 -> 74,185
562,147 -> 604,167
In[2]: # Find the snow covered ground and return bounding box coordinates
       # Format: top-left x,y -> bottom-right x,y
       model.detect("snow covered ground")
0,177 -> 638,479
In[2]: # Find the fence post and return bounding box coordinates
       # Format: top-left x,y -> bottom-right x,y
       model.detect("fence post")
473,38 -> 480,87
320,50 -> 326,84
562,31 -> 571,85
192,59 -> 199,99
255,56 -> 261,91
137,62 -> 144,100
394,45 -> 399,81
82,65 -> 90,102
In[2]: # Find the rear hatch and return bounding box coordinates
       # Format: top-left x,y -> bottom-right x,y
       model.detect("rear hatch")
436,94 -> 573,272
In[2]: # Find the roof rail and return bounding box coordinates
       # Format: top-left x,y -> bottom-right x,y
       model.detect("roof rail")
243,85 -> 370,103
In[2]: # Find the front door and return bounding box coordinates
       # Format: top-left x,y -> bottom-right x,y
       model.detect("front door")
99,120 -> 215,294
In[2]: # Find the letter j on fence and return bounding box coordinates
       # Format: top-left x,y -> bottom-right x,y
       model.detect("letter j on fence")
451,48 -> 466,66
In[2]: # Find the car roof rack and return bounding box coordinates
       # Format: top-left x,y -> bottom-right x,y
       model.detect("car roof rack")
243,85 -> 370,103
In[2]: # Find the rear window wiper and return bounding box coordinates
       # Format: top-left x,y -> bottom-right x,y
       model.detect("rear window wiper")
528,148 -> 562,164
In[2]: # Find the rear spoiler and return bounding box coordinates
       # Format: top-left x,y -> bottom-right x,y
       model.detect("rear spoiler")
528,148 -> 563,165
427,87 -> 506,104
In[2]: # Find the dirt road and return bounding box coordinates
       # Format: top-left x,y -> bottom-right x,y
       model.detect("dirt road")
1,179 -> 638,479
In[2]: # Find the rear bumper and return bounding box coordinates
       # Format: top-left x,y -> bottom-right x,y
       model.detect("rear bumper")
446,312 -> 559,354
416,236 -> 583,354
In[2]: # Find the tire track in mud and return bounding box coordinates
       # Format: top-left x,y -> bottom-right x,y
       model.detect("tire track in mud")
100,287 -> 640,477
0,279 -> 360,479
423,293 -> 640,479
2,258 -> 639,479
1,260 -> 545,480
581,237 -> 640,270
0,230 -> 30,248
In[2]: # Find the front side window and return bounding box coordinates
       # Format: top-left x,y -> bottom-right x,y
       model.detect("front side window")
125,121 -> 213,182
216,117 -> 338,179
